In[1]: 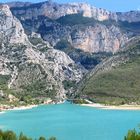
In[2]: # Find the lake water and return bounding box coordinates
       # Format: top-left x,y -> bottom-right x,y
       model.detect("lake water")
0,103 -> 140,140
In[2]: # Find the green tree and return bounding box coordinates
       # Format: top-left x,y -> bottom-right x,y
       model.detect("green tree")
19,132 -> 31,140
39,137 -> 46,140
3,131 -> 17,140
124,129 -> 140,140
48,137 -> 56,140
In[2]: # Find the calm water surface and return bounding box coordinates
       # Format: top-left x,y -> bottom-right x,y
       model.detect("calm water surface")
0,103 -> 140,140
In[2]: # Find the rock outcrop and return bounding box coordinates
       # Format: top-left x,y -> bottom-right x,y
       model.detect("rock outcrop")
8,1 -> 140,22
9,2 -> 114,21
0,5 -> 28,44
69,25 -> 128,53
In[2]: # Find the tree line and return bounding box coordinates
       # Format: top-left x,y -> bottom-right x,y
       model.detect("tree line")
0,130 -> 56,140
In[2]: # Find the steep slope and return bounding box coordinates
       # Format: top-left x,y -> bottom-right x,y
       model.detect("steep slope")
77,37 -> 140,105
4,1 -> 140,55
0,5 -> 28,44
5,1 -> 140,71
8,3 -> 129,54
0,5 -> 85,106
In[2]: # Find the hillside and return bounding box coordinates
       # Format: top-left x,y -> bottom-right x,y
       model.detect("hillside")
77,38 -> 140,105
0,5 -> 85,107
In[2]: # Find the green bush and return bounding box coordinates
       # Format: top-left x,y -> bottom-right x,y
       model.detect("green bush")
57,13 -> 97,26
0,75 -> 11,90
0,130 -> 56,140
124,129 -> 140,140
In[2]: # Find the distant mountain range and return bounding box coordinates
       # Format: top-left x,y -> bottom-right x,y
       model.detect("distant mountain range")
0,1 -> 140,106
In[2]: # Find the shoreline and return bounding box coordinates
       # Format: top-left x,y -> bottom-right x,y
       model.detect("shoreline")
0,100 -> 65,113
81,103 -> 140,110
2,102 -> 140,113
0,104 -> 39,114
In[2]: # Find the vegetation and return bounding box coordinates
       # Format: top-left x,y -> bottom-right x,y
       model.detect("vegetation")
29,37 -> 45,46
57,13 -> 97,26
119,21 -> 140,35
0,129 -> 56,140
57,13 -> 140,36
124,129 -> 140,140
63,80 -> 76,90
0,75 -> 11,90
73,99 -> 89,104
54,39 -> 112,69
79,43 -> 140,105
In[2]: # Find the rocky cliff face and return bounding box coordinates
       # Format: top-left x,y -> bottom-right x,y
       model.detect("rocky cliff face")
0,5 -> 28,44
8,10 -> 129,54
68,24 -> 128,53
8,1 -> 140,22
9,2 -> 113,21
6,1 -> 137,55
0,5 -> 85,104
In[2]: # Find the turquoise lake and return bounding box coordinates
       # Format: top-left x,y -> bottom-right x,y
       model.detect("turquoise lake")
0,103 -> 140,140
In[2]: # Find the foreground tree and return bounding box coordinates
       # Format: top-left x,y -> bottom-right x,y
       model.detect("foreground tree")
0,130 -> 56,140
124,129 -> 140,140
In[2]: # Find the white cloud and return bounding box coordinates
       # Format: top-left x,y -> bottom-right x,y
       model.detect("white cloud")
137,6 -> 140,11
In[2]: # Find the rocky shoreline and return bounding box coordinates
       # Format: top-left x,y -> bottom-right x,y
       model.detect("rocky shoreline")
0,104 -> 38,113
0,99 -> 66,113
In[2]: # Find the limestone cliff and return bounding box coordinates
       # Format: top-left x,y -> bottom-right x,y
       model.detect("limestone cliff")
6,1 -> 134,54
8,1 -> 140,22
0,5 -> 28,44
0,5 -> 85,104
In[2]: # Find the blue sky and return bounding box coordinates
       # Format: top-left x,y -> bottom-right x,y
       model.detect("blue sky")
1,0 -> 140,12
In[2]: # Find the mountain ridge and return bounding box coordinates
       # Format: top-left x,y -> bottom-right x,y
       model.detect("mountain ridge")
0,2 -> 140,106
4,1 -> 140,22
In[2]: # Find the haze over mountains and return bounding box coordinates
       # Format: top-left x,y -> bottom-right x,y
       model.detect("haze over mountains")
0,1 -> 140,105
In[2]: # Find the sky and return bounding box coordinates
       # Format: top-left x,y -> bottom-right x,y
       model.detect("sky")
1,0 -> 140,12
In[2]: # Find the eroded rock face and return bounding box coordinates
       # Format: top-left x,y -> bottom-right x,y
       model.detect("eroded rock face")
70,25 -> 128,53
7,46 -> 85,101
42,23 -> 128,53
0,5 -> 85,102
9,2 -> 114,21
9,1 -> 140,22
6,1 -> 131,54
0,5 -> 28,44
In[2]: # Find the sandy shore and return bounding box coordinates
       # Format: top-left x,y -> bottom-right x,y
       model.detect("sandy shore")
0,104 -> 38,114
0,111 -> 5,114
81,103 -> 140,110
9,105 -> 38,111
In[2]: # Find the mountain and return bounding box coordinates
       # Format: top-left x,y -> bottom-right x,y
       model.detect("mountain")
7,1 -> 140,22
0,5 -> 28,45
3,1 -> 137,70
5,1 -> 140,62
0,4 -> 85,106
0,1 -> 140,106
77,37 -> 140,105
7,1 -> 129,54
